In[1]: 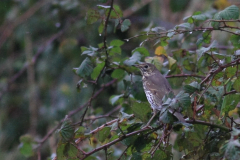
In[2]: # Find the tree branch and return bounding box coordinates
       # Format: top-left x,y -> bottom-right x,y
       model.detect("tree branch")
166,74 -> 205,78
82,126 -> 160,159
186,119 -> 231,131
200,58 -> 240,85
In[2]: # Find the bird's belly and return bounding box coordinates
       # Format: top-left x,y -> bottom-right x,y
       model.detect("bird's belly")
144,91 -> 161,110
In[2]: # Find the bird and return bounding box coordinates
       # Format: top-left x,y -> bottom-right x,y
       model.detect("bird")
134,62 -> 185,127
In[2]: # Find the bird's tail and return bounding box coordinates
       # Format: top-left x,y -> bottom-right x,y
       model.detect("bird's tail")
169,108 -> 186,122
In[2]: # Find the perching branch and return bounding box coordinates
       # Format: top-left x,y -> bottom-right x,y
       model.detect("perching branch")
186,119 -> 231,131
166,74 -> 205,78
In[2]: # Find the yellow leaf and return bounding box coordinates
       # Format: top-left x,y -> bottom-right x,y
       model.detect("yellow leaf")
213,0 -> 230,10
228,107 -> 238,117
167,56 -> 176,68
155,46 -> 167,56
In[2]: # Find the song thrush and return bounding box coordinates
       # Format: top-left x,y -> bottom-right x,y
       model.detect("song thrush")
134,63 -> 185,127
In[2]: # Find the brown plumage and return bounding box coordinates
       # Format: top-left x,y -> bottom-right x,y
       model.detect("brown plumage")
135,62 -> 185,127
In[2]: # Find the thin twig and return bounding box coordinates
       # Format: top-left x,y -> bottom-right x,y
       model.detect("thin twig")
200,58 -> 240,85
117,146 -> 129,160
223,90 -> 237,96
166,74 -> 205,79
79,0 -> 115,125
105,147 -> 108,160
186,119 -> 231,131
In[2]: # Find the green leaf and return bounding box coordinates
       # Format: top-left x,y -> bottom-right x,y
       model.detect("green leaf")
75,126 -> 85,139
57,143 -> 82,160
175,91 -> 191,109
177,23 -> 192,30
81,46 -> 98,56
151,27 -> 166,32
160,37 -> 169,46
98,22 -> 104,34
230,33 -> 240,48
212,5 -> 240,28
58,118 -> 75,142
86,9 -> 100,24
159,109 -> 175,123
122,135 -> 139,146
196,40 -> 218,60
56,143 -> 66,160
221,94 -> 240,115
111,69 -> 125,80
192,14 -> 207,21
19,135 -> 34,157
196,37 -> 204,47
183,59 -> 195,71
91,62 -> 105,80
184,11 -> 207,24
105,5 -> 123,18
109,46 -> 121,55
76,57 -> 93,78
110,39 -> 124,46
97,127 -> 111,143
65,143 -> 81,158
212,72 -> 224,86
207,86 -> 224,102
124,52 -> 142,66
109,94 -> 124,105
132,47 -> 150,56
233,77 -> 240,92
121,19 -> 131,32
202,30 -> 212,44
167,29 -> 175,37
220,129 -> 240,160
131,100 -> 151,123
152,149 -> 169,160
184,81 -> 200,94
226,66 -> 237,78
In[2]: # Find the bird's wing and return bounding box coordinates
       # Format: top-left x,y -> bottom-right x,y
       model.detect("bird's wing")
144,72 -> 172,99
144,75 -> 171,103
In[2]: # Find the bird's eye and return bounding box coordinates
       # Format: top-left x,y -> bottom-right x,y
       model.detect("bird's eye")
144,65 -> 148,69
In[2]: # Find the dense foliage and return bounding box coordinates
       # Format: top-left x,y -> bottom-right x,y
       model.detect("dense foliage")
1,0 -> 240,160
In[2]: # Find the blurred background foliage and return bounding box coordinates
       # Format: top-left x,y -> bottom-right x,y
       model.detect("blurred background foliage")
0,0 -> 240,159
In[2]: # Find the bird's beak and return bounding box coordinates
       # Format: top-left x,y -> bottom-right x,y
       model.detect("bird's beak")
133,63 -> 141,68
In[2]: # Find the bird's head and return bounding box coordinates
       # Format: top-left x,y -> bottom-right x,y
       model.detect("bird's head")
134,63 -> 156,76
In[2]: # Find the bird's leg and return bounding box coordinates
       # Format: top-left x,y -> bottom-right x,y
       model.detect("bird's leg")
143,109 -> 157,128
